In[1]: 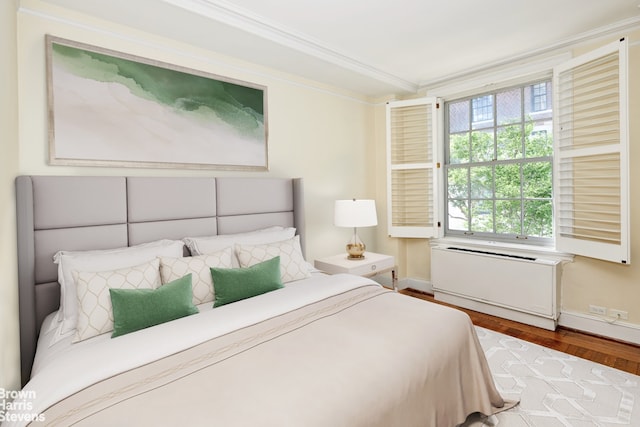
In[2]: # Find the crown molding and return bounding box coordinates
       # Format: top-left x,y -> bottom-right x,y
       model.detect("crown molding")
419,14 -> 640,91
162,0 -> 418,93
18,4 -> 378,105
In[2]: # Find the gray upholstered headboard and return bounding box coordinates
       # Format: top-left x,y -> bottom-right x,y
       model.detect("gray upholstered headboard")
15,175 -> 305,385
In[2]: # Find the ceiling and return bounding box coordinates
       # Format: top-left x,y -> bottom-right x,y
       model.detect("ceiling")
36,0 -> 640,97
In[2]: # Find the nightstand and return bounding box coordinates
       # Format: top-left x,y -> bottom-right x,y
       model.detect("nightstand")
314,252 -> 398,291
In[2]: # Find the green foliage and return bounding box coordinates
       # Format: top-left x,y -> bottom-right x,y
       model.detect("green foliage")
447,117 -> 553,240
497,124 -> 523,160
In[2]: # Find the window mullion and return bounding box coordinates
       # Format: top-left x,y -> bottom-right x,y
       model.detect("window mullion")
520,86 -> 526,238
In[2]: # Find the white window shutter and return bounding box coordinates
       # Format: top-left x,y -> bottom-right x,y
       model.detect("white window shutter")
553,38 -> 629,264
386,98 -> 442,238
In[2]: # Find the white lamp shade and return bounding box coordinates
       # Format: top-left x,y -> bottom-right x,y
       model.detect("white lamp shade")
334,199 -> 378,228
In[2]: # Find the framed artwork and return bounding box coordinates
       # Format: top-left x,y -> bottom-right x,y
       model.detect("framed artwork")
45,35 -> 268,170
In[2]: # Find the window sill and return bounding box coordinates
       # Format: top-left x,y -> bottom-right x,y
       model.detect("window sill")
430,237 -> 574,263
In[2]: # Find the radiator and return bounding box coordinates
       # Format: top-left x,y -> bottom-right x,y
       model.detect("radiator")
431,245 -> 561,330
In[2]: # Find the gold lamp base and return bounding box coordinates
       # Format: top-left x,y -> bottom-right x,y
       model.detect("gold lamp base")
346,235 -> 366,260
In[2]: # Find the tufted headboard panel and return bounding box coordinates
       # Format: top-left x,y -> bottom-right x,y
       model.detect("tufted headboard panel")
15,175 -> 305,385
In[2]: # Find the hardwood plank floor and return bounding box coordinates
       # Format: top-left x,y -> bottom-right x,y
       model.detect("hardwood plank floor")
401,288 -> 640,376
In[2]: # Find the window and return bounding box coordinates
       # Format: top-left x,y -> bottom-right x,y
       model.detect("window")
385,38 -> 629,263
531,82 -> 549,112
472,95 -> 493,123
445,81 -> 553,244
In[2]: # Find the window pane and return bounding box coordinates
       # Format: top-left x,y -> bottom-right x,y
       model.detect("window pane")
447,167 -> 469,199
523,200 -> 553,238
448,199 -> 469,231
449,100 -> 470,133
497,88 -> 521,125
523,162 -> 552,198
497,124 -> 523,160
471,129 -> 494,162
470,166 -> 493,198
495,200 -> 522,235
495,164 -> 521,198
525,120 -> 553,158
449,133 -> 470,164
472,95 -> 493,129
471,200 -> 493,232
525,82 -> 552,118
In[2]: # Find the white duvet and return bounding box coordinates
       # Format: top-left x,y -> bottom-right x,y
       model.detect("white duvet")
2,273 -> 377,427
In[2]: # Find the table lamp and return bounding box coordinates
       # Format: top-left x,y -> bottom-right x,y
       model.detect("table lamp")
334,199 -> 378,259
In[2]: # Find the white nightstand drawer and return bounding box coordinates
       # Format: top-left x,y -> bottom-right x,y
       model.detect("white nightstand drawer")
347,257 -> 394,276
314,252 -> 398,292
314,252 -> 395,276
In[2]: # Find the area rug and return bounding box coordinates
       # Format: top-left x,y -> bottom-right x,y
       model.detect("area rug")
462,326 -> 639,426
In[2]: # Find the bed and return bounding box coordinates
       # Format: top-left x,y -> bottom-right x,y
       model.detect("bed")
6,175 -> 514,427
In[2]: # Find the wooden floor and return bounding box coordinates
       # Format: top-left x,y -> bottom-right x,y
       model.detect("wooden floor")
401,289 -> 640,376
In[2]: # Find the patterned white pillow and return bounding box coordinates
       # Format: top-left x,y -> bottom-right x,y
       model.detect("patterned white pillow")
159,248 -> 233,305
235,235 -> 311,283
184,226 -> 296,266
73,259 -> 161,343
54,239 -> 184,335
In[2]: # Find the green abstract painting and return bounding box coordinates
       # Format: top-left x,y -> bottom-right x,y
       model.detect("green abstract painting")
46,35 -> 267,170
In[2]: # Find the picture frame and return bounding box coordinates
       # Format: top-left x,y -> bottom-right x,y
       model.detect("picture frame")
46,35 -> 268,170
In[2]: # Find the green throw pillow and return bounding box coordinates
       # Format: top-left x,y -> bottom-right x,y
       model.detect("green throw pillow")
110,273 -> 198,338
211,256 -> 283,307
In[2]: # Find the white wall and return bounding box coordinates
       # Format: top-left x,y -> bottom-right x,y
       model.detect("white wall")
0,0 -> 377,392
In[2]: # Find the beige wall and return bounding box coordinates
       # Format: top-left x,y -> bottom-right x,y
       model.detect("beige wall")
1,0 -> 21,394
1,0 -> 376,391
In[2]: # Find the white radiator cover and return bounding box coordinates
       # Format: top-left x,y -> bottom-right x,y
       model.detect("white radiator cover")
431,246 -> 561,330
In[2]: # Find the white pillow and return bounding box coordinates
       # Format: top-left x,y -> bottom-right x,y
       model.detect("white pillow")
158,247 -> 233,306
235,235 -> 311,283
54,239 -> 184,334
184,226 -> 296,266
73,259 -> 161,343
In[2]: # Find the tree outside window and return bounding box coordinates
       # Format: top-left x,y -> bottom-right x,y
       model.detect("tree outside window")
445,81 -> 553,244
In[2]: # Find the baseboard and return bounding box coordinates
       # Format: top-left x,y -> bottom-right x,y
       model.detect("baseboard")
559,310 -> 640,346
400,278 -> 432,293
373,275 -> 432,293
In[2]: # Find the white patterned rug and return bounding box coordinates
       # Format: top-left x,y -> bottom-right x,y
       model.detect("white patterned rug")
462,326 -> 639,426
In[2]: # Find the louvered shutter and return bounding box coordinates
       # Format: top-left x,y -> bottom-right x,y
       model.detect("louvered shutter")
386,98 -> 441,238
553,38 -> 629,264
